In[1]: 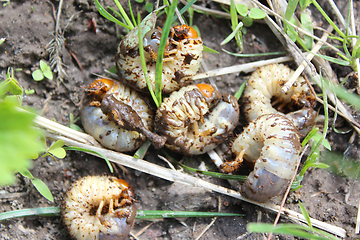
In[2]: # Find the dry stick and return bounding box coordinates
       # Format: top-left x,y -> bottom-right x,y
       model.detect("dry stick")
39,124 -> 346,237
281,27 -> 331,93
192,56 -> 293,80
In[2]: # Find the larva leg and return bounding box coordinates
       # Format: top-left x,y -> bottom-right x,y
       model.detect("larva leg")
220,149 -> 245,173
96,200 -> 105,218
109,198 -> 114,214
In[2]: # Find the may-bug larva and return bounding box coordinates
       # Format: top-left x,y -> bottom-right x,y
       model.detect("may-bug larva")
155,83 -> 240,155
61,176 -> 137,240
82,78 -> 166,152
242,63 -> 316,135
115,24 -> 203,94
221,114 -> 301,202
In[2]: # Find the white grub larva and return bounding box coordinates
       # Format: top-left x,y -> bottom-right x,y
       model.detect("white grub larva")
82,78 -> 166,152
221,114 -> 301,202
115,25 -> 203,94
155,83 -> 240,155
61,176 -> 137,240
242,63 -> 316,135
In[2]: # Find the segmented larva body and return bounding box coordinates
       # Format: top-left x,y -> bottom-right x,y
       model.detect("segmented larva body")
82,78 -> 154,152
155,83 -> 240,155
222,114 -> 301,202
115,25 -> 203,94
62,176 -> 137,240
242,63 -> 316,134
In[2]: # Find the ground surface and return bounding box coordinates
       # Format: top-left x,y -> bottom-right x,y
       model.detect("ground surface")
0,0 -> 360,239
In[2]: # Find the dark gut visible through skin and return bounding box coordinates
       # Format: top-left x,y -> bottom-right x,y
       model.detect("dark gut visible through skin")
101,94 -> 167,149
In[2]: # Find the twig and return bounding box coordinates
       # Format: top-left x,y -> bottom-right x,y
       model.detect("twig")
192,56 -> 293,80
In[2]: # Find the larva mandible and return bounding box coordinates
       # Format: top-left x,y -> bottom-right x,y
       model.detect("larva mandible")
61,176 -> 137,240
82,78 -> 166,152
115,24 -> 203,94
242,63 -> 316,135
155,83 -> 240,155
221,114 -> 301,202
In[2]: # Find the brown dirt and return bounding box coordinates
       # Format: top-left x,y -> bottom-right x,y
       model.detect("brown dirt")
0,0 -> 359,239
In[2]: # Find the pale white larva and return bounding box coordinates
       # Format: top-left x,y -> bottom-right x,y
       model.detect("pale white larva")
155,83 -> 240,155
242,63 -> 316,135
82,78 -> 166,152
61,176 -> 137,240
115,25 -> 203,94
221,114 -> 301,202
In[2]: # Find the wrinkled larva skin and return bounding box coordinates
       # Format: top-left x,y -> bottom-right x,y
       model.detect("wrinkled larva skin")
155,84 -> 240,155
224,114 -> 301,202
82,78 -> 154,152
242,63 -> 316,135
115,25 -> 203,94
61,176 -> 137,240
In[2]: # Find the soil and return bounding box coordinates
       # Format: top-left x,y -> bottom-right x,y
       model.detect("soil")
0,0 -> 359,239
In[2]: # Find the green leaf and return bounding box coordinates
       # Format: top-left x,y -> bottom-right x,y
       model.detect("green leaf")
242,16 -> 253,27
0,99 -> 45,185
135,0 -> 144,2
299,0 -> 312,9
39,60 -> 47,72
248,8 -> 266,19
8,81 -> 23,95
144,2 -> 153,13
18,168 -> 34,179
311,133 -> 331,150
94,0 -> 131,30
32,69 -> 44,81
25,89 -> 35,95
31,178 -> 54,202
235,4 -> 248,17
0,37 -> 5,45
43,70 -> 53,81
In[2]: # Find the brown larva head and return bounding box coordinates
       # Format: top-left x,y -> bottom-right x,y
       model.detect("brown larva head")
172,25 -> 199,40
85,78 -> 115,101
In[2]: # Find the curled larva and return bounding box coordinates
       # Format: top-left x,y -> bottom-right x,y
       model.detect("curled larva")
115,24 -> 203,94
155,83 -> 240,155
221,114 -> 301,202
242,63 -> 316,135
61,176 -> 137,240
82,78 -> 166,152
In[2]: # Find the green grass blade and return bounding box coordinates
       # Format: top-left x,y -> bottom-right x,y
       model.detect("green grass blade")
155,0 -> 178,105
113,0 -> 134,29
137,13 -> 159,107
94,0 -> 131,30
128,0 -> 136,27
133,140 -> 151,159
247,223 -> 340,240
0,207 -> 61,221
298,202 -> 313,232
203,45 -> 219,53
220,21 -> 243,45
311,0 -> 345,39
234,80 -> 247,100
172,0 -> 197,22
63,146 -> 113,173
136,210 -> 243,219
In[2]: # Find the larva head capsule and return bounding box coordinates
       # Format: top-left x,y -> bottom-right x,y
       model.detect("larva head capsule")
85,78 -> 116,101
172,25 -> 199,40
62,176 -> 137,240
196,83 -> 215,98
